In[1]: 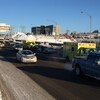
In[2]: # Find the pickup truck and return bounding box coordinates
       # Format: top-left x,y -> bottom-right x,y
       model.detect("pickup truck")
72,52 -> 100,79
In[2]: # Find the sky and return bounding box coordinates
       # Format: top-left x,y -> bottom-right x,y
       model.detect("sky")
0,0 -> 100,33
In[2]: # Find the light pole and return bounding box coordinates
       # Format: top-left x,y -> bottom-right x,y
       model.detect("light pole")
81,11 -> 92,33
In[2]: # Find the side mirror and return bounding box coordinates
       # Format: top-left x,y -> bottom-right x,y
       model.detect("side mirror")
34,53 -> 36,56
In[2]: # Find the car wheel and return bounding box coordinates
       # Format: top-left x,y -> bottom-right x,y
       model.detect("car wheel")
75,65 -> 81,76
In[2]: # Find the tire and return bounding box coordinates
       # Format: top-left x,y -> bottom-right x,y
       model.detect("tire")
75,65 -> 81,76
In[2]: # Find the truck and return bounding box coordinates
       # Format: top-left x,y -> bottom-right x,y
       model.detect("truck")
63,42 -> 96,61
72,52 -> 100,79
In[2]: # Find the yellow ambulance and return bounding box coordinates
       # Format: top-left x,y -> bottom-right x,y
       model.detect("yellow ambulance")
63,42 -> 96,61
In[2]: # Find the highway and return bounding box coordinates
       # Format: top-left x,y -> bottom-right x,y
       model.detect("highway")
0,46 -> 100,100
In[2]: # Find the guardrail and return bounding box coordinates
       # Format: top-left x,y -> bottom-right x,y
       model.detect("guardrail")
0,57 -> 55,100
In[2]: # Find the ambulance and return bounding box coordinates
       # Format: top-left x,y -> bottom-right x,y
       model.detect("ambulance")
63,42 -> 96,61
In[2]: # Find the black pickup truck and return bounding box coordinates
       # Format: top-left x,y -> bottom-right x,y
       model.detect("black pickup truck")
72,52 -> 100,79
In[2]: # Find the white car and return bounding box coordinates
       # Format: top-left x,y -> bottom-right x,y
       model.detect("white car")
16,50 -> 37,63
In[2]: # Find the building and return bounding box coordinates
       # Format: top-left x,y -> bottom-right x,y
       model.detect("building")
31,27 -> 41,35
31,25 -> 60,35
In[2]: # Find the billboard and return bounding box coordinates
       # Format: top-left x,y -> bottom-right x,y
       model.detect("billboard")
0,23 -> 11,32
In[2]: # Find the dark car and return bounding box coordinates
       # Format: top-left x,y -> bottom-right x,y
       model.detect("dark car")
37,46 -> 55,54
13,43 -> 23,51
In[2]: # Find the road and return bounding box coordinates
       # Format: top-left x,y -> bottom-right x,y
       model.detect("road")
0,46 -> 100,100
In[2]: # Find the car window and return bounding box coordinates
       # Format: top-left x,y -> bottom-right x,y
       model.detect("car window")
87,54 -> 100,63
95,55 -> 100,62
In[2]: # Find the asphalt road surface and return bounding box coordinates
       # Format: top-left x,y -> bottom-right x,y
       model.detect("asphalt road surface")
0,46 -> 100,100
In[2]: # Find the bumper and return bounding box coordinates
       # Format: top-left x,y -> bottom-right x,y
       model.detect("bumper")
21,57 -> 37,63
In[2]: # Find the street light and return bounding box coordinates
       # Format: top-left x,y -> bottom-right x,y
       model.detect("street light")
81,11 -> 92,33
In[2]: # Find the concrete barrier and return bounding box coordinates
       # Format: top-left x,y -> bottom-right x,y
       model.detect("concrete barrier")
0,59 -> 55,100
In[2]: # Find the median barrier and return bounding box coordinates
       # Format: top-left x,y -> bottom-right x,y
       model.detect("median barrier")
0,58 -> 55,100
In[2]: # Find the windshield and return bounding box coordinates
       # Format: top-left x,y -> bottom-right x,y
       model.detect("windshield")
22,50 -> 33,55
78,48 -> 95,56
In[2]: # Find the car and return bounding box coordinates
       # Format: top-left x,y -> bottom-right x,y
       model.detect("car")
13,43 -> 23,51
16,50 -> 37,63
43,47 -> 55,53
9,41 -> 14,46
37,46 -> 55,54
0,43 -> 5,47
